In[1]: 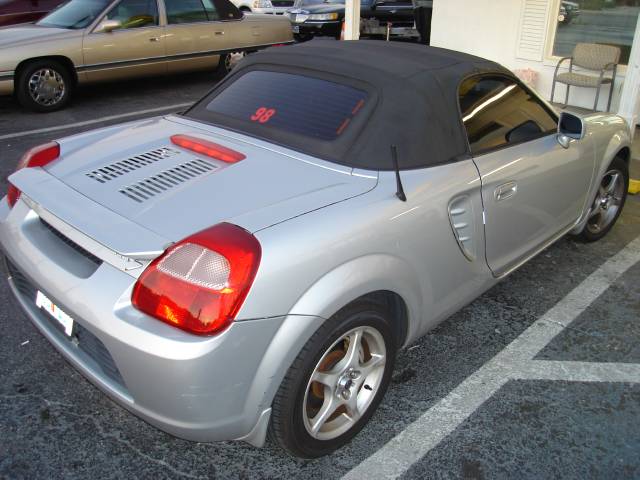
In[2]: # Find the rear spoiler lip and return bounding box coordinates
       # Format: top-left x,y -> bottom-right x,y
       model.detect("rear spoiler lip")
9,167 -> 171,260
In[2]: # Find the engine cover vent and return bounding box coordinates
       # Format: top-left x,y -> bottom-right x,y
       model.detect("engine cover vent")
119,159 -> 217,203
86,147 -> 180,183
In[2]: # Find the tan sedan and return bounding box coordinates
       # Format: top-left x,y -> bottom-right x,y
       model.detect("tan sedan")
0,0 -> 293,111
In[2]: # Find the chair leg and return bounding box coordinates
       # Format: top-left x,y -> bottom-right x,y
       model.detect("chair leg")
606,83 -> 614,112
564,84 -> 570,107
607,67 -> 617,112
594,83 -> 601,112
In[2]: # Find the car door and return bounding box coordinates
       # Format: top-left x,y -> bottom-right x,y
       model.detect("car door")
82,0 -> 166,82
164,0 -> 236,73
460,74 -> 595,276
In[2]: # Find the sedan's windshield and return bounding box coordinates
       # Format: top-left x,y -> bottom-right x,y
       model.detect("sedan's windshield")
37,0 -> 110,29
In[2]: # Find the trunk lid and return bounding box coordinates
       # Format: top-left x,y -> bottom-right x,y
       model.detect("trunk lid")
44,116 -> 377,245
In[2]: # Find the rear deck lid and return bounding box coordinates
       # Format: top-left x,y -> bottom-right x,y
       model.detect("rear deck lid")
42,116 -> 377,244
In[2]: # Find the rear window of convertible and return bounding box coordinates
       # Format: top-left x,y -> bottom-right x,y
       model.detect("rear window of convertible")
185,70 -> 368,143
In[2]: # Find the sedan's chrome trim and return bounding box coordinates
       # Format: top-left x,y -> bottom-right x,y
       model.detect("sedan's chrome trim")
0,72 -> 14,81
75,42 -> 294,73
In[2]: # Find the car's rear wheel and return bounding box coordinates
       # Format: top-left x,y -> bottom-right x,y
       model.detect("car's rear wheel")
269,301 -> 396,458
574,156 -> 628,243
217,51 -> 247,75
16,59 -> 73,112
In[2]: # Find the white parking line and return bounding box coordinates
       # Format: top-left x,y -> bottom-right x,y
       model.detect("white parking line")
518,361 -> 640,383
0,103 -> 193,141
343,235 -> 640,480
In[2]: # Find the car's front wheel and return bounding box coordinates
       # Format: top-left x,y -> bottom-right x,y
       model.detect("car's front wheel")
294,32 -> 314,43
269,301 -> 396,458
16,59 -> 73,112
574,156 -> 629,242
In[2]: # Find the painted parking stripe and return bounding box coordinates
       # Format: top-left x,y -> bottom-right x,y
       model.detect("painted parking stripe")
517,361 -> 640,383
0,103 -> 193,141
343,235 -> 640,480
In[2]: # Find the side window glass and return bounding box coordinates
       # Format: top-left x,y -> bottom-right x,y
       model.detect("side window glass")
201,0 -> 220,20
105,0 -> 158,28
459,76 -> 558,154
212,0 -> 241,19
165,0 -> 208,23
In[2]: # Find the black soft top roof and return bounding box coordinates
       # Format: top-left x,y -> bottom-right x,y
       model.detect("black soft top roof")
193,41 -> 514,170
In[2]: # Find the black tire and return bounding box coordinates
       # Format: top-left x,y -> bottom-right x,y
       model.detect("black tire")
16,59 -> 73,112
216,51 -> 246,75
268,301 -> 397,458
294,32 -> 313,43
573,156 -> 628,243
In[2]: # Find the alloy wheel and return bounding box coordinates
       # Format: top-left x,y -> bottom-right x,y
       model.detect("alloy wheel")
225,51 -> 246,72
302,326 -> 386,441
586,168 -> 625,235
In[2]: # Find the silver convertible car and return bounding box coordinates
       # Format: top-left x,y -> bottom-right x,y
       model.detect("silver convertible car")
0,42 -> 631,457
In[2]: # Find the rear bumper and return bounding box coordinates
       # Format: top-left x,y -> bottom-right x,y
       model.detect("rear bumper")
0,197 -> 303,444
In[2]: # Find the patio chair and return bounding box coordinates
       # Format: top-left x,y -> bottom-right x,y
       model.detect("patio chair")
550,43 -> 620,112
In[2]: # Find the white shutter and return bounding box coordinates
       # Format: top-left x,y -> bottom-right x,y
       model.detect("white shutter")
516,0 -> 552,61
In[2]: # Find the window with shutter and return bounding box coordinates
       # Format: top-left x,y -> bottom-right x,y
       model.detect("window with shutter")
516,0 -> 552,61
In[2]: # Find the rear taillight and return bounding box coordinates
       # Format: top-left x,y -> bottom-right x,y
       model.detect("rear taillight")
170,134 -> 246,163
131,223 -> 261,336
7,141 -> 60,208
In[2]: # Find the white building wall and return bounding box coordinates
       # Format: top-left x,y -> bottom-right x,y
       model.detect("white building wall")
430,0 -> 629,112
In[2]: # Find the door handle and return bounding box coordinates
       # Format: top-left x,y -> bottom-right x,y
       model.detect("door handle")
149,37 -> 160,42
214,31 -> 225,35
494,181 -> 518,201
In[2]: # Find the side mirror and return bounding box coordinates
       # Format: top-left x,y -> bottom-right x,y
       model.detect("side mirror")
557,111 -> 585,148
98,19 -> 122,32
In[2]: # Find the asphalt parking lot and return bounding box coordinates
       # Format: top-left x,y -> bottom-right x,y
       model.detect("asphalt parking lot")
1,66 -> 640,480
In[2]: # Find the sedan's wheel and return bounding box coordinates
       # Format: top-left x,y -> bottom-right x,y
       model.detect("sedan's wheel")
575,156 -> 628,242
218,51 -> 246,75
269,301 -> 396,458
16,60 -> 73,112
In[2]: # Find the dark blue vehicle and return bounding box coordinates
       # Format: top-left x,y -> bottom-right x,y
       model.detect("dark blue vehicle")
286,0 -> 414,41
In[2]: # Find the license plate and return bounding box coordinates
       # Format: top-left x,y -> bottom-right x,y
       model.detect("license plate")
36,291 -> 74,337
292,25 -> 300,33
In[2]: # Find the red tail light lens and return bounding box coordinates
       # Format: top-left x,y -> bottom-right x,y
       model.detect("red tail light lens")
7,141 -> 60,208
170,134 -> 246,163
131,223 -> 261,336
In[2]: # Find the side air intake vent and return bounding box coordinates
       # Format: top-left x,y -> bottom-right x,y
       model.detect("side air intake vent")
119,159 -> 217,203
448,195 -> 477,262
86,147 -> 180,183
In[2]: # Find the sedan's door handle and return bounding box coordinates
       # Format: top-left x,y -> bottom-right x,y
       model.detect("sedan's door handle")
149,37 -> 160,42
494,181 -> 518,201
214,31 -> 225,35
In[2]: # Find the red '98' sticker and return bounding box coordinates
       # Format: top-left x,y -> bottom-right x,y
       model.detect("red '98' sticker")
250,107 -> 276,124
